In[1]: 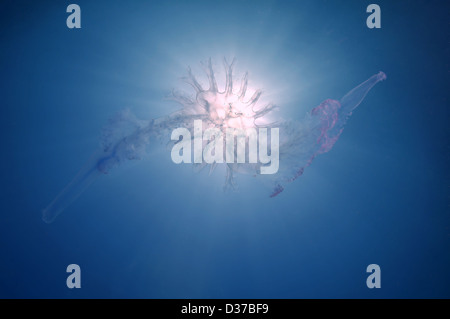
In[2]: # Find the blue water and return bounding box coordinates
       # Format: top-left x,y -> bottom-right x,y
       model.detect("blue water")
1,0 -> 449,298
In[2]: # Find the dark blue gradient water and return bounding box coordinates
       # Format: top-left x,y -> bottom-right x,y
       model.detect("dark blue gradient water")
0,0 -> 448,298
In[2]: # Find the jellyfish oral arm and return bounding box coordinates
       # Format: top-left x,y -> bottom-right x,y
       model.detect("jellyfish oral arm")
269,71 -> 386,197
339,71 -> 386,115
42,123 -> 152,223
42,154 -> 103,223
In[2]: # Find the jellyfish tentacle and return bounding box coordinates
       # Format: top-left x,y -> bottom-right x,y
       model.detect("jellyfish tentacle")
238,72 -> 248,100
254,103 -> 277,119
223,57 -> 236,95
246,89 -> 262,109
201,58 -> 218,93
182,67 -> 204,93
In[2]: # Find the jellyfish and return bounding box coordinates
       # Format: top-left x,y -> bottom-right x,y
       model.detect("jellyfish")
42,58 -> 386,223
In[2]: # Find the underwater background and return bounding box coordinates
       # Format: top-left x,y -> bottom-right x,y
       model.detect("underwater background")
0,0 -> 449,298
